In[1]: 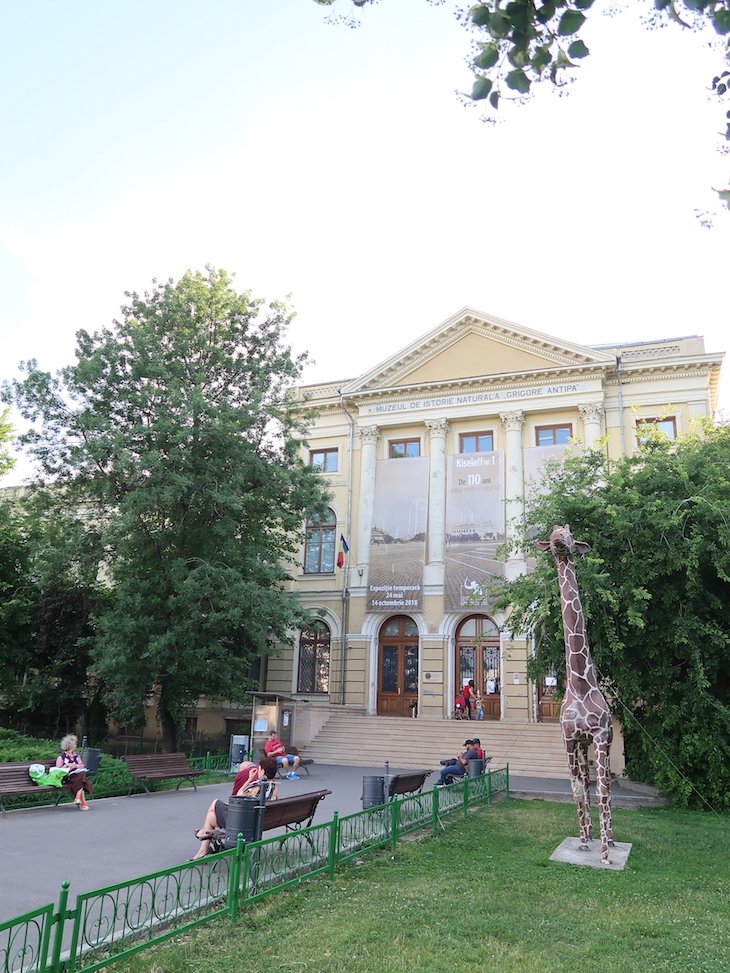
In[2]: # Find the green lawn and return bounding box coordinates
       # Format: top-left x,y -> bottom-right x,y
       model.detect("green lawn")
112,799 -> 729,973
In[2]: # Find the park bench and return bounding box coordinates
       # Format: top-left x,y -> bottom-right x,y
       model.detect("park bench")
275,745 -> 313,778
0,761 -> 68,814
210,788 -> 332,852
387,770 -> 432,800
121,752 -> 204,795
261,788 -> 331,833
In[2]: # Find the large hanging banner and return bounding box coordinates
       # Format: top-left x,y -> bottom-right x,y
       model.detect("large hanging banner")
367,457 -> 429,612
444,451 -> 505,611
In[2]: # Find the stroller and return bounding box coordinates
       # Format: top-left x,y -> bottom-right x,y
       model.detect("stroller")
453,694 -> 468,720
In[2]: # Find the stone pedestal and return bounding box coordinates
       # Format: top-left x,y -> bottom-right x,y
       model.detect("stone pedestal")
550,837 -> 633,871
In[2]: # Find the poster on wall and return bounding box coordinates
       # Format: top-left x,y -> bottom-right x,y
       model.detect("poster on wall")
444,451 -> 505,611
367,457 -> 429,612
523,445 -> 569,495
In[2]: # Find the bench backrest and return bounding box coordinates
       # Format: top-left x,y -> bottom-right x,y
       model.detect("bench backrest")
262,789 -> 332,831
0,761 -> 55,789
388,770 -> 432,799
121,753 -> 194,774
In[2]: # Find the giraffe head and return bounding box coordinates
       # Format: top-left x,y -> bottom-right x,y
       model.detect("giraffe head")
536,524 -> 591,560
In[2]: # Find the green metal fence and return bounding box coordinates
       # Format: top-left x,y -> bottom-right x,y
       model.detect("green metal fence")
0,765 -> 508,973
187,753 -> 231,776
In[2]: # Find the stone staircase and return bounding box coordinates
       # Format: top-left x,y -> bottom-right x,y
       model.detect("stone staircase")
305,709 -> 568,778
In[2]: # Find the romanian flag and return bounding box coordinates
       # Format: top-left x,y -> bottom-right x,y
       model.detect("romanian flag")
337,534 -> 350,569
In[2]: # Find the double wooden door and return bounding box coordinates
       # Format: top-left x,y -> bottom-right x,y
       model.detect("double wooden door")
537,669 -> 561,721
456,615 -> 500,720
377,616 -> 419,717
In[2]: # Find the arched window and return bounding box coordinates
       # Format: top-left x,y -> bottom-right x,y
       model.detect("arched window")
304,509 -> 336,574
297,621 -> 331,694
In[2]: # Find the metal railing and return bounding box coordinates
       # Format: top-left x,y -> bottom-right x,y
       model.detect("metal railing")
0,765 -> 508,973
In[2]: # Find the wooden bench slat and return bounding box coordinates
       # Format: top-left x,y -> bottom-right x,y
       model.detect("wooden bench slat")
0,762 -> 69,813
388,770 -> 432,800
120,753 -> 204,795
261,789 -> 331,831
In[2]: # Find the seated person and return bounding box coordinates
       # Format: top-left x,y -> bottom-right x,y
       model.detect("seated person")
191,757 -> 278,859
263,730 -> 301,779
472,738 -> 485,760
436,740 -> 480,785
56,734 -> 92,810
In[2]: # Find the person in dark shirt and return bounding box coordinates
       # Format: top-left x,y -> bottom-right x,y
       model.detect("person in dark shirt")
436,740 -> 479,785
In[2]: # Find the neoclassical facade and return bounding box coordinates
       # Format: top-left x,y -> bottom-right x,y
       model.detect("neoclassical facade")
262,308 -> 724,732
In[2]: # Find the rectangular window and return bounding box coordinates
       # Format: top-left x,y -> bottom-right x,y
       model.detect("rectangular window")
459,431 -> 494,453
636,417 -> 677,441
389,438 -> 420,458
535,424 -> 572,446
309,448 -> 338,473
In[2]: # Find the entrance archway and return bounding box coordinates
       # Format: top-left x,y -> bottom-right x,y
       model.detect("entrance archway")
455,615 -> 500,719
376,615 -> 419,717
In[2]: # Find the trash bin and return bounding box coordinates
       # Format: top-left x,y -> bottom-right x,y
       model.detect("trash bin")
223,795 -> 265,849
467,758 -> 484,778
362,775 -> 385,809
81,748 -> 102,775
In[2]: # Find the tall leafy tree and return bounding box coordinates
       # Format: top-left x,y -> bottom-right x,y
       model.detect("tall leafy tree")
0,488 -> 104,739
4,269 -> 329,750
491,423 -> 730,809
0,407 -> 15,479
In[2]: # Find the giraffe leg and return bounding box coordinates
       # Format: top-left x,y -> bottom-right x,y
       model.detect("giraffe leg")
594,737 -> 614,862
566,740 -> 590,850
576,742 -> 592,841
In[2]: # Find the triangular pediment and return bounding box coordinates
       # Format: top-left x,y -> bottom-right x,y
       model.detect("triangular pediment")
342,308 -> 615,396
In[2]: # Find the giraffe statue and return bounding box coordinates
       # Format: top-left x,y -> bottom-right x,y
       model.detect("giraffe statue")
536,524 -> 615,862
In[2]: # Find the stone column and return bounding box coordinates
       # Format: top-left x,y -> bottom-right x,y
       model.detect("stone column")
499,410 -> 526,581
424,418 -> 448,584
356,425 -> 380,586
579,402 -> 604,450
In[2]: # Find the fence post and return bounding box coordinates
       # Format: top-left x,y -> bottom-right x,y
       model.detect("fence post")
487,767 -> 492,804
390,797 -> 399,850
432,785 -> 439,834
228,836 -> 244,922
506,763 -> 510,797
240,838 -> 250,905
49,881 -> 70,973
205,751 -> 211,776
328,811 -> 340,880
463,777 -> 469,817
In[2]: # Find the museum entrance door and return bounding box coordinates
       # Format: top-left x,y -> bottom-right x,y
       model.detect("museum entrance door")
376,615 -> 419,717
537,669 -> 561,722
455,615 -> 500,719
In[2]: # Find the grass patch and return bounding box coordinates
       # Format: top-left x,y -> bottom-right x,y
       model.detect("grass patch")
110,799 -> 729,973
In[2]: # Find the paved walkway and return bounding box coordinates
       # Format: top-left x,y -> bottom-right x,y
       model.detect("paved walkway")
1,764 -> 661,924
1,763 -> 430,923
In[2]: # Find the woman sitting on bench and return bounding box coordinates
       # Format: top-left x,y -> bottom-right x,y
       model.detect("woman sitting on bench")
190,758 -> 278,860
56,734 -> 92,811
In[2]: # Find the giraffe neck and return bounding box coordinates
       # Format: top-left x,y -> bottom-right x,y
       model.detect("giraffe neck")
556,558 -> 599,691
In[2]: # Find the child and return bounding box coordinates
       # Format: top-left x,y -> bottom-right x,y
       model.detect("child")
475,692 -> 485,721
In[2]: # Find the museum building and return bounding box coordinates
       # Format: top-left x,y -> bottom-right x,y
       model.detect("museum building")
253,308 -> 723,741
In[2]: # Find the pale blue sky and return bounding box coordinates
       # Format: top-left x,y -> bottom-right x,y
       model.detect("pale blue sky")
2,0 -> 728,482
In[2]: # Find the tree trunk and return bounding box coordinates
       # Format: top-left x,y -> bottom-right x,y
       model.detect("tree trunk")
158,695 -> 179,752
